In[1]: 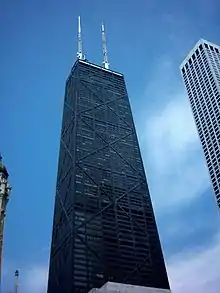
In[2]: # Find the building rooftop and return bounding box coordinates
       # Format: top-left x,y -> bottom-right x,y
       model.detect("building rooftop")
180,38 -> 220,69
77,59 -> 123,76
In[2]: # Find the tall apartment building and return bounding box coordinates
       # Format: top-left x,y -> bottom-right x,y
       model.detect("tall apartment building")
180,39 -> 220,209
47,17 -> 170,293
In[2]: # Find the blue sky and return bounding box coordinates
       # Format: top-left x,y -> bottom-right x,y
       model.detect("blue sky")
1,0 -> 220,292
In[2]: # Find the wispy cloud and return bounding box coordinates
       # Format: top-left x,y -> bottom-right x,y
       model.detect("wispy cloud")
146,95 -> 198,172
168,232 -> 220,293
142,59 -> 210,209
22,265 -> 48,293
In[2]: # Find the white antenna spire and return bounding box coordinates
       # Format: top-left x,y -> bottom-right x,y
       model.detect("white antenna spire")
101,22 -> 109,69
77,16 -> 84,60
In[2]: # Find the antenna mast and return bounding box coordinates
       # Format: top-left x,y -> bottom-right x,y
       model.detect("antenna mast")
101,22 -> 109,69
14,270 -> 19,293
77,16 -> 84,60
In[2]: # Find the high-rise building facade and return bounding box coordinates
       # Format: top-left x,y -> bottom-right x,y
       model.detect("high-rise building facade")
47,58 -> 170,293
47,18 -> 170,293
180,39 -> 220,209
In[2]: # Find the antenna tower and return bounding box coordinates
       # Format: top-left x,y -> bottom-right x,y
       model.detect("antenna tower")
14,270 -> 19,293
77,16 -> 85,60
101,22 -> 110,69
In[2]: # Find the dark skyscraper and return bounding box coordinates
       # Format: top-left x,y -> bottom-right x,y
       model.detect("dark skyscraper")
47,18 -> 170,293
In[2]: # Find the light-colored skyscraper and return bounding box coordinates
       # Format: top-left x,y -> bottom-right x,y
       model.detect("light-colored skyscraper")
180,39 -> 220,209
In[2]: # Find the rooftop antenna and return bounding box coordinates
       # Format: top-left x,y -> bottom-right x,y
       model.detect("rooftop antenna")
101,22 -> 109,69
77,16 -> 84,60
14,270 -> 19,293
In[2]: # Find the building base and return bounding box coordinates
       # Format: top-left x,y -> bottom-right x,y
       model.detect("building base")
88,282 -> 171,293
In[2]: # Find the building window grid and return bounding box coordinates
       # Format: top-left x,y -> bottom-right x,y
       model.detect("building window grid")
201,46 -> 220,188
198,51 -> 220,140
205,46 -> 220,90
186,64 -> 207,133
203,49 -> 220,141
185,76 -> 212,160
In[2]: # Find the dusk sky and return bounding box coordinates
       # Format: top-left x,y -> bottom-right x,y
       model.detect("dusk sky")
1,1 -> 220,292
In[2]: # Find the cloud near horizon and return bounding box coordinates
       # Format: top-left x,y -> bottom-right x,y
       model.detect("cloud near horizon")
2,263 -> 49,293
12,232 -> 220,293
22,266 -> 49,293
168,232 -> 220,293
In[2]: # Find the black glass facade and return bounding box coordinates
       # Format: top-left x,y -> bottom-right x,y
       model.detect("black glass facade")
47,60 -> 170,293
